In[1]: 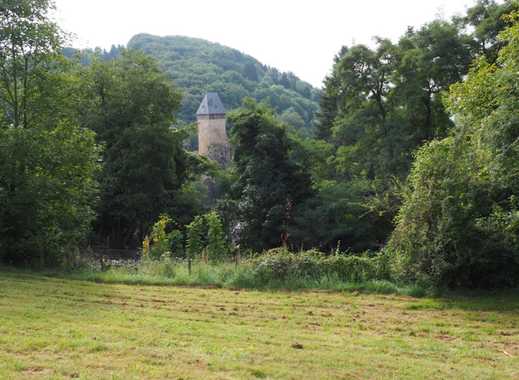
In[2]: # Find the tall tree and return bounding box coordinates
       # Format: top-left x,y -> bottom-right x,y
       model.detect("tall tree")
308,17 -> 475,252
229,100 -> 312,251
0,0 -> 62,129
389,13 -> 519,288
459,0 -> 519,62
395,20 -> 472,143
0,0 -> 100,266
80,50 -> 189,248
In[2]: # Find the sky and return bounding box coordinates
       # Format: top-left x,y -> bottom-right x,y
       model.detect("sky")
54,0 -> 478,88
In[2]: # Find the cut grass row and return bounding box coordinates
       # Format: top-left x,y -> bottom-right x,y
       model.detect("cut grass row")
0,269 -> 518,379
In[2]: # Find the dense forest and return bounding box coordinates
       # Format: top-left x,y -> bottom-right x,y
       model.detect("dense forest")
1,0 -> 518,290
64,34 -> 320,135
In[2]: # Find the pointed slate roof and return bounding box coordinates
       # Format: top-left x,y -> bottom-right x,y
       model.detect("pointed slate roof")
196,92 -> 226,116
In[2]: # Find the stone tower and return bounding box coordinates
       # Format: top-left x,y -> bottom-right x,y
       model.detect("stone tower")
196,92 -> 230,165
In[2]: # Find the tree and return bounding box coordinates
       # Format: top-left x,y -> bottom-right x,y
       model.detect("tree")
290,179 -> 385,252
206,211 -> 228,261
316,47 -> 347,140
0,0 -> 62,129
186,215 -> 206,260
0,122 -> 100,266
308,17 -> 476,253
229,100 -> 313,251
80,50 -> 189,248
459,0 -> 519,62
280,108 -> 306,131
0,0 -> 100,266
395,21 -> 472,143
389,14 -> 519,288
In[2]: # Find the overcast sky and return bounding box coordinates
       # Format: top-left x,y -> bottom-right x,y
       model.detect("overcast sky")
54,0 -> 478,88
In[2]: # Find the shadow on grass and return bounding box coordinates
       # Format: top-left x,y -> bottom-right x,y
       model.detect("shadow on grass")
405,289 -> 519,313
2,265 -> 519,312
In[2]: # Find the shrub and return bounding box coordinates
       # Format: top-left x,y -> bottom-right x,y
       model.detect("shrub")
251,248 -> 386,284
186,215 -> 206,260
322,255 -> 378,282
66,249 -> 422,295
143,215 -> 186,260
186,212 -> 229,261
206,211 -> 229,261
253,249 -> 317,282
150,215 -> 173,259
169,229 -> 185,258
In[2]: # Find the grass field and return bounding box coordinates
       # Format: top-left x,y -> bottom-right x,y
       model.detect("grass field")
0,270 -> 518,379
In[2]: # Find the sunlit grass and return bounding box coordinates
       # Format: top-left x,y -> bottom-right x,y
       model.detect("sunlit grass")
0,270 -> 518,379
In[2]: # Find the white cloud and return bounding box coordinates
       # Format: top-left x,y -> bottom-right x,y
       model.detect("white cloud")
54,0 -> 476,87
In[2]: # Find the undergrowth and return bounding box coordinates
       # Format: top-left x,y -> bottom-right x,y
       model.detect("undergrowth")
0,248 -> 430,296
31,248 -> 429,296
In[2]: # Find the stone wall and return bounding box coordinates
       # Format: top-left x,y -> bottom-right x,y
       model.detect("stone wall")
197,115 -> 230,164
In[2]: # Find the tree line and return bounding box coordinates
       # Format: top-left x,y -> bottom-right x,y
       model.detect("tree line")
302,0 -> 519,287
1,0 -> 518,289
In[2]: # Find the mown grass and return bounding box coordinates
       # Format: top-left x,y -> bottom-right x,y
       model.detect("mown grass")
0,269 -> 518,379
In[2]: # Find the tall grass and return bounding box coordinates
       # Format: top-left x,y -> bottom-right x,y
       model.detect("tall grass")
64,253 -> 427,297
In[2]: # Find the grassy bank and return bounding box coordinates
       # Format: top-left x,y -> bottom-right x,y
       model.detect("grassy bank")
29,256 -> 426,297
1,270 -> 518,379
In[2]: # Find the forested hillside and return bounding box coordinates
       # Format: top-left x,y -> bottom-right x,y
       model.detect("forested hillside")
127,34 -> 320,133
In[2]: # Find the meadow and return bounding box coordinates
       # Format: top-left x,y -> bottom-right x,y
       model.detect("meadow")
0,269 -> 518,379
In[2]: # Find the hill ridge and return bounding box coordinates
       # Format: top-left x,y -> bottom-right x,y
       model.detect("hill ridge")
127,33 -> 320,132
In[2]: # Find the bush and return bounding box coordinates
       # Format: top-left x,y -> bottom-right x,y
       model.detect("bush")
251,248 -> 387,284
186,215 -> 206,260
322,255 -> 378,283
186,212 -> 229,261
387,138 -> 519,288
206,211 -> 229,261
143,215 -> 185,260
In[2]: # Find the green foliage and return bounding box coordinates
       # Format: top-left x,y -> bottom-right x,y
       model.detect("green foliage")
323,21 -> 471,178
169,229 -> 185,258
389,15 -> 519,288
146,215 -> 172,259
252,248 -> 388,284
0,121 -> 100,266
0,0 -> 63,129
60,252 -> 408,294
79,50 -> 190,248
309,2 -> 512,253
291,179 -> 391,252
143,214 -> 187,260
229,101 -> 313,251
316,47 -> 348,140
186,212 -> 229,260
186,215 -> 206,260
206,211 -> 229,261
0,0 -> 100,266
126,34 -> 320,133
458,0 -> 519,62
